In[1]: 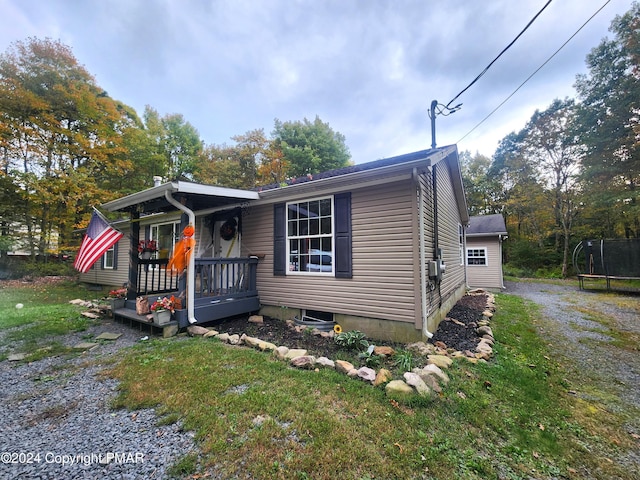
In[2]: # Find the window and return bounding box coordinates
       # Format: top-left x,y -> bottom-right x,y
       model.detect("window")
467,247 -> 488,266
287,197 -> 334,274
150,221 -> 180,259
274,192 -> 352,278
102,244 -> 116,269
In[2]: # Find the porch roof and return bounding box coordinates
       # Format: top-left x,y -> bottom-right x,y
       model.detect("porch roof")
101,181 -> 259,214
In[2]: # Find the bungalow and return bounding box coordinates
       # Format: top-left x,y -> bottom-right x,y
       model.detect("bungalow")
465,214 -> 507,291
81,145 -> 469,343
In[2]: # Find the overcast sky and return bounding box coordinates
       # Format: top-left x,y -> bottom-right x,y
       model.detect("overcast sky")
0,0 -> 633,163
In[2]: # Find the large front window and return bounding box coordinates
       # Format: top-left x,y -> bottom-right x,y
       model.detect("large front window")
287,197 -> 333,274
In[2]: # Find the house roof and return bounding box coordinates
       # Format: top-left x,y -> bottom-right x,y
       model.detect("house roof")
101,181 -> 259,214
466,214 -> 508,236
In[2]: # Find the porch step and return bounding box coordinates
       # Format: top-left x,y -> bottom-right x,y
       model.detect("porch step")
113,308 -> 179,337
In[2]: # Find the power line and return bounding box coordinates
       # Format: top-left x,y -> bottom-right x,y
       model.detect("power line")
445,0 -> 553,109
456,0 -> 612,145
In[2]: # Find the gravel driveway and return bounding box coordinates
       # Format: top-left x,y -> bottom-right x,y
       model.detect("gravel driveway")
0,319 -> 199,480
505,280 -> 640,474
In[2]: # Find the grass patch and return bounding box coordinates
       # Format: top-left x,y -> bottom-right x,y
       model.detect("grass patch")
106,293 -> 637,479
0,280 -> 103,361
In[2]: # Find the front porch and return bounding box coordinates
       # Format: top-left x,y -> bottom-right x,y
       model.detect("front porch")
115,256 -> 260,329
100,180 -> 262,333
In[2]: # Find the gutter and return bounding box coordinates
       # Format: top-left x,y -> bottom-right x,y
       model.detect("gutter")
164,190 -> 197,324
413,168 -> 433,339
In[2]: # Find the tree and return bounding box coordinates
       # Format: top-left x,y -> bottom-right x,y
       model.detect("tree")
520,98 -> 584,276
272,116 -> 351,177
574,2 -> 640,237
0,38 -> 137,256
144,106 -> 202,181
459,150 -> 501,216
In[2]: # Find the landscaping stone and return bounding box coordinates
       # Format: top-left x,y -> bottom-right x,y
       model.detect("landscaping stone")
228,334 -> 241,345
316,357 -> 335,368
257,341 -> 277,352
419,364 -> 450,384
203,329 -> 219,338
274,346 -> 289,360
291,355 -> 316,369
284,348 -> 307,360
94,332 -> 122,341
248,315 -> 264,324
427,354 -> 453,369
373,345 -> 395,356
335,360 -> 355,374
385,380 -> 414,398
187,325 -> 210,336
73,342 -> 98,350
373,368 -> 393,386
216,332 -> 230,343
357,366 -> 376,383
403,372 -> 431,396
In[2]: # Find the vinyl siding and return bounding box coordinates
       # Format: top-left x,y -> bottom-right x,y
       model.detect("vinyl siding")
433,160 -> 466,301
466,237 -> 503,289
242,180 -> 419,323
79,227 -> 130,287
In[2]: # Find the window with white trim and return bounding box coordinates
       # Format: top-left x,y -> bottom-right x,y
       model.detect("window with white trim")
150,221 -> 180,260
467,247 -> 488,266
286,197 -> 334,274
103,245 -> 115,269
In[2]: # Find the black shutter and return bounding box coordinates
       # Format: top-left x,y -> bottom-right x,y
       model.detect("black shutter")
334,192 -> 352,278
273,203 -> 286,276
113,242 -> 118,270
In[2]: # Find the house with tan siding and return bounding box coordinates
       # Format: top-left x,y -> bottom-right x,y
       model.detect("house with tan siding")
465,214 -> 507,291
79,145 -> 468,343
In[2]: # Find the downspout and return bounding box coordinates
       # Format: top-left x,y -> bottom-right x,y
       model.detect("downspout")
414,168 -> 433,339
164,190 -> 197,324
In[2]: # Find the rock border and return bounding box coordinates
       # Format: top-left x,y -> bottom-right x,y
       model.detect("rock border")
186,290 -> 497,399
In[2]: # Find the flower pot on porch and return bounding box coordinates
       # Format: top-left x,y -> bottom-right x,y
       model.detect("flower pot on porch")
153,310 -> 172,325
140,251 -> 153,259
108,298 -> 126,312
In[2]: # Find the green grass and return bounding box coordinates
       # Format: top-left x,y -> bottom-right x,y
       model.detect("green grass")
0,280 -> 107,361
2,281 -> 637,479
106,293 -> 637,479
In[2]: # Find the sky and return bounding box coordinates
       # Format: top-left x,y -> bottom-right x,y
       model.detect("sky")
0,0 -> 634,164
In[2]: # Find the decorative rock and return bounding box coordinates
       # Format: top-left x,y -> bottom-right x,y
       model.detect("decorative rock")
357,367 -> 376,383
258,341 -> 277,352
404,372 -> 431,396
248,315 -> 264,324
274,346 -> 289,360
95,332 -> 122,341
188,325 -> 211,336
427,354 -> 453,369
290,355 -> 316,369
216,332 -> 230,343
477,325 -> 493,337
347,368 -> 359,378
203,329 -> 219,338
241,334 -> 260,347
406,341 -> 436,356
385,380 -> 415,398
481,310 -> 494,318
434,340 -> 448,350
421,373 -> 442,393
8,353 -> 26,361
421,364 -> 450,384
163,324 -> 179,338
373,346 -> 395,356
73,342 -> 98,350
335,360 -> 355,374
284,348 -> 308,360
373,368 -> 393,387
319,330 -> 335,339
228,334 -> 241,345
81,312 -> 101,319
316,357 -> 335,368
476,342 -> 493,355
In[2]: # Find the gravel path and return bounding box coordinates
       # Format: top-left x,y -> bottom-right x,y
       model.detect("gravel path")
504,280 -> 640,473
0,318 -> 198,480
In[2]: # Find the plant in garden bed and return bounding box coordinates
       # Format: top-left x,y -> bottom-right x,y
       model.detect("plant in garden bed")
107,288 -> 127,299
334,329 -> 369,351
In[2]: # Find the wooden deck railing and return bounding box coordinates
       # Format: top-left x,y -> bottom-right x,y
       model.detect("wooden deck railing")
134,257 -> 258,299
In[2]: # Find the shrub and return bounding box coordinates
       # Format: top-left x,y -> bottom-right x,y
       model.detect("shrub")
334,330 -> 369,351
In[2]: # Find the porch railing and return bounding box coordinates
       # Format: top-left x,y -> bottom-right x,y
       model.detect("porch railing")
194,257 -> 258,299
136,259 -> 179,296
134,257 -> 258,299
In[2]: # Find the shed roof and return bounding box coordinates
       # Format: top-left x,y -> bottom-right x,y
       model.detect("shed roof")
466,214 -> 507,236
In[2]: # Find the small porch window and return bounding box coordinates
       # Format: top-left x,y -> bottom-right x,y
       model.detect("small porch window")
102,244 -> 116,269
150,221 -> 180,260
467,247 -> 488,266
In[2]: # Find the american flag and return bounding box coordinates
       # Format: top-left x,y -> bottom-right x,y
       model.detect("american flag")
74,211 -> 124,273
